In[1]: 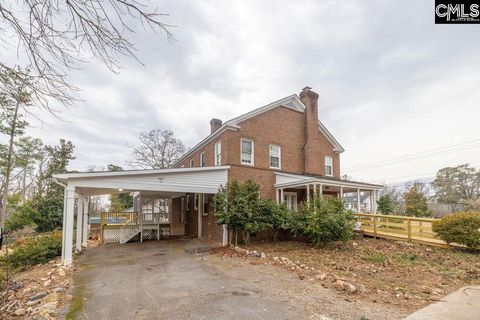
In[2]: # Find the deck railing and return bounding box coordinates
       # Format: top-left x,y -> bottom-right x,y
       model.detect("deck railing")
353,213 -> 448,247
100,212 -> 138,226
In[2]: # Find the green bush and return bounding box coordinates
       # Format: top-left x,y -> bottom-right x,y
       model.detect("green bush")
258,199 -> 290,241
2,231 -> 62,271
432,212 -> 480,250
297,196 -> 355,245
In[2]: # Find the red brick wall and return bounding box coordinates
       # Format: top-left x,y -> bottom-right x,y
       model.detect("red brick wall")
175,105 -> 340,178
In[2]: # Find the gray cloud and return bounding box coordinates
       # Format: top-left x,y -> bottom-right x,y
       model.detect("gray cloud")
19,0 -> 480,184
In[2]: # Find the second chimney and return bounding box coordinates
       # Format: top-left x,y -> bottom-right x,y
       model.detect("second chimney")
210,118 -> 222,134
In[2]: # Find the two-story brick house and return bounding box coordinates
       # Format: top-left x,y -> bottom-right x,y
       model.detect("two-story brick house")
54,87 -> 382,265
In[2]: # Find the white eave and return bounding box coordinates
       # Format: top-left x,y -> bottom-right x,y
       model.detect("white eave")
274,172 -> 383,190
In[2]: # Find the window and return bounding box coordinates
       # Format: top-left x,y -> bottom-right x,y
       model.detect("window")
214,141 -> 221,166
189,159 -> 194,167
202,194 -> 209,216
241,139 -> 254,165
283,192 -> 297,211
200,152 -> 206,167
269,144 -> 281,169
325,156 -> 333,176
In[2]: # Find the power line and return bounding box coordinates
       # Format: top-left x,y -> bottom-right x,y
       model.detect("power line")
344,139 -> 480,172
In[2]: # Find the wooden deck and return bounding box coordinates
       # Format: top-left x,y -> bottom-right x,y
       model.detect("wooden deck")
353,213 -> 449,247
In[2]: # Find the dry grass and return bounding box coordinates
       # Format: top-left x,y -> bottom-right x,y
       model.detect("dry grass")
217,237 -> 480,312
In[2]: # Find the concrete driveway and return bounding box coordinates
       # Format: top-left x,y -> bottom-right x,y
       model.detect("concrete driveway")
73,239 -> 303,320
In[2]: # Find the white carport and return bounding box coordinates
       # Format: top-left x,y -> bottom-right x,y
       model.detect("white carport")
53,166 -> 229,265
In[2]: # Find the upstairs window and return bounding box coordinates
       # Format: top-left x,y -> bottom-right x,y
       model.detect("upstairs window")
241,139 -> 254,165
269,144 -> 281,169
214,141 -> 221,166
325,156 -> 333,176
200,152 -> 206,167
189,159 -> 194,167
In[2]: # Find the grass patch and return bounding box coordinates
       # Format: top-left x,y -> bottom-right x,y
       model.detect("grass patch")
393,253 -> 419,265
361,253 -> 388,264
65,274 -> 87,319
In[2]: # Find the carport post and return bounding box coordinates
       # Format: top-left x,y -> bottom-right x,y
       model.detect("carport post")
82,198 -> 89,246
76,196 -> 84,252
63,185 -> 75,265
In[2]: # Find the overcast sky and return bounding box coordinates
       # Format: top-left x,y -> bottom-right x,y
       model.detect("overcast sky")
9,0 -> 480,185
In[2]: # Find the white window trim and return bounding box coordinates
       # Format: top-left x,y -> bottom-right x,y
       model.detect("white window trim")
214,141 -> 221,166
200,152 -> 206,167
240,138 -> 254,166
189,159 -> 194,167
325,156 -> 333,177
269,144 -> 281,170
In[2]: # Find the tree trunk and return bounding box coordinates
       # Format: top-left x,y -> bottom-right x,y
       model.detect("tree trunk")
21,167 -> 27,201
274,229 -> 278,242
0,101 -> 20,231
235,227 -> 238,246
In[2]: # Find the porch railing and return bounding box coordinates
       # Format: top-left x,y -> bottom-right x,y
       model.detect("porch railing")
353,213 -> 449,247
100,212 -> 138,243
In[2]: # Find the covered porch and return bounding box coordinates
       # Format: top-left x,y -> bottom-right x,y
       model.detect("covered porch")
274,172 -> 383,213
53,166 -> 229,266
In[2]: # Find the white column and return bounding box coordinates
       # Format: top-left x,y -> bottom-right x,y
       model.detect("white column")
339,187 -> 344,199
280,189 -> 284,204
76,196 -> 83,252
82,198 -> 89,247
357,188 -> 361,213
373,190 -> 377,214
222,224 -> 228,246
319,184 -> 323,197
306,184 -> 310,205
369,190 -> 373,213
275,188 -> 279,204
61,189 -> 67,263
63,185 -> 75,265
197,194 -> 202,238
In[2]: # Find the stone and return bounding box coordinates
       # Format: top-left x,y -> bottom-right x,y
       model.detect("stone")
432,288 -> 445,295
14,307 -> 26,316
43,280 -> 52,287
29,292 -> 47,301
260,252 -> 266,259
58,269 -> 66,277
334,280 -> 356,293
40,303 -> 57,312
32,316 -> 48,320
316,273 -> 328,281
422,286 -> 433,294
298,274 -> 305,280
26,300 -> 41,306
53,287 -> 65,293
40,277 -> 49,281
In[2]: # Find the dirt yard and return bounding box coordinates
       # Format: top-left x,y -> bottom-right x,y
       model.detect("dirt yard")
0,257 -> 74,320
213,237 -> 480,315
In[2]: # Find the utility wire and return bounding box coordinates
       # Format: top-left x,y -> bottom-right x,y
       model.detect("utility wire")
344,139 -> 480,172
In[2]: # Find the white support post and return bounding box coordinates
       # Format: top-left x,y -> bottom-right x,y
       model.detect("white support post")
373,190 -> 378,214
369,190 -> 373,214
197,194 -> 202,238
222,224 -> 228,246
339,187 -> 343,199
357,188 -> 361,213
306,184 -> 310,205
63,185 -> 75,266
82,198 -> 89,247
280,189 -> 284,204
61,189 -> 67,264
319,184 -> 323,197
76,196 -> 83,252
275,188 -> 279,204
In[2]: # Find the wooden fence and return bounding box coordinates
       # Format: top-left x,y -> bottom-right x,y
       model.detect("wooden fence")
353,213 -> 448,247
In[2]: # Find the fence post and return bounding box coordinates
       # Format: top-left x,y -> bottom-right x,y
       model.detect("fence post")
373,215 -> 377,239
407,218 -> 412,242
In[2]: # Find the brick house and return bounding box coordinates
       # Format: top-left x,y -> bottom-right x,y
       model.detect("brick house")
54,87 -> 382,266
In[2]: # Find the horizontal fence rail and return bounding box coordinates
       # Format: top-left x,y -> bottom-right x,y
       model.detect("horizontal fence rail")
101,212 -> 138,226
353,213 -> 449,247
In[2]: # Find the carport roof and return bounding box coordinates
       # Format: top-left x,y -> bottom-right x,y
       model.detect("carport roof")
53,166 -> 230,196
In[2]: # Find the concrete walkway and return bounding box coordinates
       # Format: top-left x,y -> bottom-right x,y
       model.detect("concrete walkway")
404,286 -> 480,320
73,239 -> 304,319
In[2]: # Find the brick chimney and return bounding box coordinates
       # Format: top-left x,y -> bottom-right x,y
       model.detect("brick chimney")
300,87 -> 320,175
210,118 -> 222,134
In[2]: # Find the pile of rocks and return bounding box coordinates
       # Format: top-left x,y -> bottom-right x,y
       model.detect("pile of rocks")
0,260 -> 72,319
233,246 -> 267,259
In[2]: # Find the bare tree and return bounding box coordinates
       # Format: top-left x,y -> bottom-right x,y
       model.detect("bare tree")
0,0 -> 173,109
128,129 -> 185,169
